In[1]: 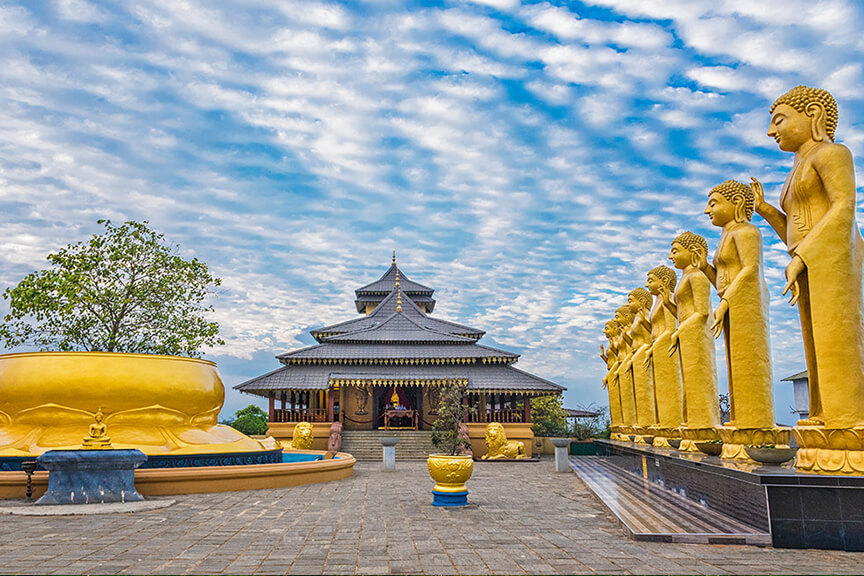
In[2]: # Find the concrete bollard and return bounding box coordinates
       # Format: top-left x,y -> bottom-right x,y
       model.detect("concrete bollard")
551,438 -> 571,472
381,437 -> 399,471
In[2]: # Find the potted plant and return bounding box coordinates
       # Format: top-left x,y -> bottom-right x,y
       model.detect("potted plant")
428,384 -> 473,506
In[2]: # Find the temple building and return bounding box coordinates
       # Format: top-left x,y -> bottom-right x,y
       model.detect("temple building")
235,256 -> 564,456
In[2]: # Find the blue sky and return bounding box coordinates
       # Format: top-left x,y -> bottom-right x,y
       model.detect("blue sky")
1,0 -> 863,423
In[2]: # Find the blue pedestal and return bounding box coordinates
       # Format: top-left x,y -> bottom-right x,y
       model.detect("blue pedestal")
432,489 -> 469,507
35,449 -> 148,505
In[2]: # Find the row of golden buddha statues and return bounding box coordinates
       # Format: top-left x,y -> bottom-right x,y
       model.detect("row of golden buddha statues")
600,86 -> 864,475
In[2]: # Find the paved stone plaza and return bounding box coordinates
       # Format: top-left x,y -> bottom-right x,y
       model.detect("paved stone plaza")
0,460 -> 862,575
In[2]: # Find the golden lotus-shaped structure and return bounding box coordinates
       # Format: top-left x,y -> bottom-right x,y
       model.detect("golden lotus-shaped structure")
0,351 -> 269,457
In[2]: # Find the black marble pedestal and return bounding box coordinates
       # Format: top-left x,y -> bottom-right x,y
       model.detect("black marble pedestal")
593,439 -> 864,551
35,449 -> 148,505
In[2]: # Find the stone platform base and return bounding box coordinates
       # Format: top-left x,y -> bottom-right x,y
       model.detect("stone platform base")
594,439 -> 864,551
794,426 -> 864,474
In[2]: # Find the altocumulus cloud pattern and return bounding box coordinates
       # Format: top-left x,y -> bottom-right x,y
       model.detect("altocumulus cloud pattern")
0,0 -> 863,416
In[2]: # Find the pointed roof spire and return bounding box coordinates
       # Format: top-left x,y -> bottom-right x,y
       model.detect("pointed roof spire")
392,250 -> 396,266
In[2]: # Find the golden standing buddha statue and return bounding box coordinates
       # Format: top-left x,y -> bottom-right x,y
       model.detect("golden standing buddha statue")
752,86 -> 864,474
614,305 -> 638,438
666,232 -> 721,451
628,287 -> 657,442
701,180 -> 790,459
644,265 -> 684,448
601,319 -> 624,440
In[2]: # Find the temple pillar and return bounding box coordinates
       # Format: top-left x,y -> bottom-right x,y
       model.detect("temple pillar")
328,388 -> 335,422
523,395 -> 531,423
280,391 -> 286,412
268,392 -> 275,422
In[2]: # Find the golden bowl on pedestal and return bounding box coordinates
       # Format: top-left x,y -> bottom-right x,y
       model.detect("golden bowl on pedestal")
0,351 -> 267,457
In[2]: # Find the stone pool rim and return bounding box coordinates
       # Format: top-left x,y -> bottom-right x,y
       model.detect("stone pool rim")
0,449 -> 356,499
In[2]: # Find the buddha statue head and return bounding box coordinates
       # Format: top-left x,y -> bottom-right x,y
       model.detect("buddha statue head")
391,390 -> 400,406
769,85 -> 838,151
705,180 -> 754,226
646,265 -> 676,296
627,287 -> 652,314
604,319 -> 621,341
614,305 -> 634,328
670,231 -> 707,271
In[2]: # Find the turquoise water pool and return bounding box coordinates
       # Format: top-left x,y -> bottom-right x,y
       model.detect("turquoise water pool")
282,453 -> 337,463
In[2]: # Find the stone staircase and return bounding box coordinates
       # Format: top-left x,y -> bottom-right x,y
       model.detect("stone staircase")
340,430 -> 437,461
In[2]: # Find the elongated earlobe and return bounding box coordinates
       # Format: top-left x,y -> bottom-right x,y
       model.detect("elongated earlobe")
807,103 -> 828,143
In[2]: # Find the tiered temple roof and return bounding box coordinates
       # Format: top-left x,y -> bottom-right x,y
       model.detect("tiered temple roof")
235,260 -> 564,397
353,253 -> 436,313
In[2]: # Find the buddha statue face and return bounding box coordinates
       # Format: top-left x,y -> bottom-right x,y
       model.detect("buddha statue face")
769,104 -> 812,152
603,321 -> 620,340
645,273 -> 661,296
705,192 -> 737,227
627,288 -> 651,314
669,242 -> 691,270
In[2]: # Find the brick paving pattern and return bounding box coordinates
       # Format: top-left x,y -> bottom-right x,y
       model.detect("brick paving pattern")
0,460 -> 861,574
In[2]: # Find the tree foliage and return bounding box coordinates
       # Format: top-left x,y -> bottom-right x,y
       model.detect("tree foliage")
431,385 -> 471,456
223,405 -> 269,436
530,395 -> 570,437
0,220 -> 223,357
570,403 -> 611,440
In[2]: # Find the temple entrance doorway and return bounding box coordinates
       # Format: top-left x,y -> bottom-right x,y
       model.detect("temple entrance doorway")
373,386 -> 423,430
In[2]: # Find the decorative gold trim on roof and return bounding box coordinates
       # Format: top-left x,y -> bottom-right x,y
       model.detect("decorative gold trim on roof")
281,357 -> 516,366
331,378 -> 468,388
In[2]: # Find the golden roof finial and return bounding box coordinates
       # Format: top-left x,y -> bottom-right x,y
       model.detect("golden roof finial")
395,268 -> 403,312
392,250 -> 396,266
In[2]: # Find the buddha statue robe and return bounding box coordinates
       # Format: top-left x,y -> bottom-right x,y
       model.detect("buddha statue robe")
604,341 -> 623,430
776,142 -> 864,428
713,222 -> 775,428
630,313 -> 657,430
649,296 -> 683,431
616,331 -> 637,429
674,267 -> 720,429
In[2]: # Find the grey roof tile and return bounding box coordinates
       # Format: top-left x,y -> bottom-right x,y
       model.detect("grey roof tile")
277,342 -> 518,361
234,363 -> 565,393
314,288 -> 482,341
355,264 -> 433,295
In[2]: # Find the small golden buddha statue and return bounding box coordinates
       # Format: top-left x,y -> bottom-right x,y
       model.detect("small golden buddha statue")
613,305 -> 637,438
751,86 -> 864,474
644,265 -> 684,447
82,409 -> 112,449
701,180 -> 789,459
390,390 -> 401,408
628,287 -> 657,442
601,319 -> 624,439
666,232 -> 721,451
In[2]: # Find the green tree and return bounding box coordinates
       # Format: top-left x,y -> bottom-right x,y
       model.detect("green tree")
223,405 -> 269,436
0,220 -> 223,357
431,385 -> 471,455
530,395 -> 570,437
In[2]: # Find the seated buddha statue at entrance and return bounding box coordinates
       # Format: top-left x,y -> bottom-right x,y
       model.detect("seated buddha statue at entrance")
389,390 -> 405,410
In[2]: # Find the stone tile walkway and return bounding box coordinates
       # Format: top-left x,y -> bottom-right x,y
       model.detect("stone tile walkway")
0,459 -> 861,575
